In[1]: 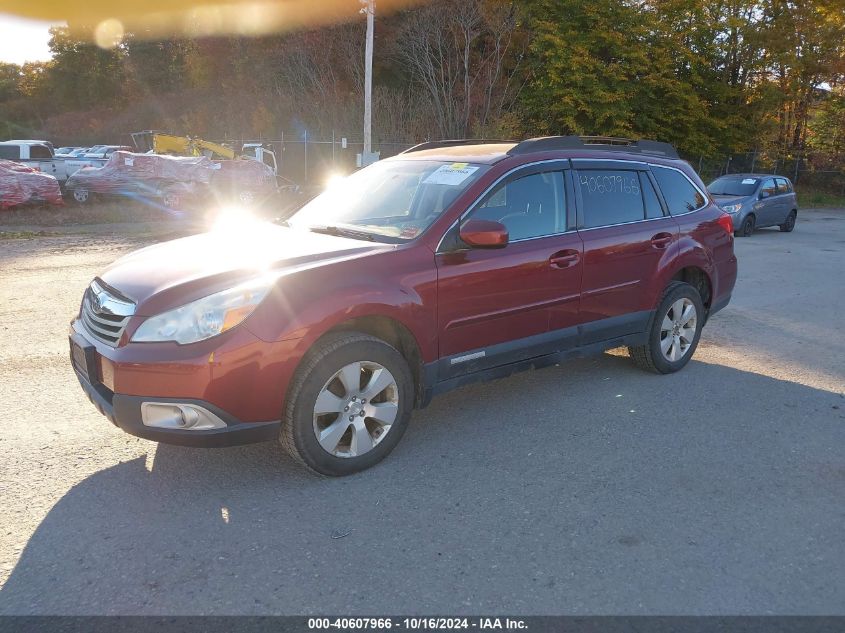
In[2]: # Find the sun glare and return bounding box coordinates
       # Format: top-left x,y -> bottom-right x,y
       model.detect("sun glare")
324,172 -> 348,191
210,205 -> 262,234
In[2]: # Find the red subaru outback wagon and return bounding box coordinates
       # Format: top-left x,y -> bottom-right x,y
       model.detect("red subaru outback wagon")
70,136 -> 737,475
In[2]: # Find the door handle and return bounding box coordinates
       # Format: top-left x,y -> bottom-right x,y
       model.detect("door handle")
549,249 -> 580,269
650,232 -> 673,249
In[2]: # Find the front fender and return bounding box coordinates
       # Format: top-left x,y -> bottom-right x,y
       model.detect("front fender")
244,245 -> 438,362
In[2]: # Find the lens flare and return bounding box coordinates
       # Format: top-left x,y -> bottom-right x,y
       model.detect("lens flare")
210,205 -> 261,233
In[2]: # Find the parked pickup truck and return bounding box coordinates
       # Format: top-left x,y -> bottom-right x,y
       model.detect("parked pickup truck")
64,145 -> 134,175
0,141 -> 71,183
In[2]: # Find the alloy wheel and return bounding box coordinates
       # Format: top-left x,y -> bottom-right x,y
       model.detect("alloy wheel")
312,361 -> 399,458
742,216 -> 755,236
785,213 -> 796,230
659,298 -> 697,362
72,189 -> 89,203
163,192 -> 181,208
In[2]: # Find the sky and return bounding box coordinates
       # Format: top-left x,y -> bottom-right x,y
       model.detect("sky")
0,14 -> 62,65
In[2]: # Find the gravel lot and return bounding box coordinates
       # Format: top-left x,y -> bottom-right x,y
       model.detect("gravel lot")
0,210 -> 843,615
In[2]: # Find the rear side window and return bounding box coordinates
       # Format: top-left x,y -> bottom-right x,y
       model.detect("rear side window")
775,178 -> 791,194
652,166 -> 705,214
29,145 -> 52,159
577,169 -> 644,228
0,145 -> 20,160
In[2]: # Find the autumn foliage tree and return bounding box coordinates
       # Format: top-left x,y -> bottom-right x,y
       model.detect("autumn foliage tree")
0,0 -> 843,183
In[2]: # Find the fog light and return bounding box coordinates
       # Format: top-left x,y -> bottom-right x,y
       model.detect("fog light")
141,402 -> 227,431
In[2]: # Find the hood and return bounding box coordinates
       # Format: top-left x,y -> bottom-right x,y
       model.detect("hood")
711,194 -> 750,207
99,223 -> 390,315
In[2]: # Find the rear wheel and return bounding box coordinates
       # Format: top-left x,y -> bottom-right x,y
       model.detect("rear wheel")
779,210 -> 797,232
280,332 -> 414,476
71,188 -> 90,204
735,214 -> 755,237
628,281 -> 704,374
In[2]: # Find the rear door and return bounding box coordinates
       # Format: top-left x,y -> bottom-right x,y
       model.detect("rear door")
574,160 -> 679,343
435,162 -> 583,378
757,177 -> 779,226
774,178 -> 793,223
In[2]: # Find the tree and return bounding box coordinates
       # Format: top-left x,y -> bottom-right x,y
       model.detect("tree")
46,26 -> 125,111
395,0 -> 525,138
0,63 -> 21,103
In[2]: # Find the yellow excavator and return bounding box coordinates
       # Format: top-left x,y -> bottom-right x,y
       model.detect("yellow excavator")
130,131 -> 278,174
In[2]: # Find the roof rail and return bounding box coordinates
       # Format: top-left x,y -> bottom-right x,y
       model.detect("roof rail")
401,139 -> 514,154
507,135 -> 679,159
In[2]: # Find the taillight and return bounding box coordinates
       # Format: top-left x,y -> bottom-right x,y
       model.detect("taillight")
716,212 -> 733,235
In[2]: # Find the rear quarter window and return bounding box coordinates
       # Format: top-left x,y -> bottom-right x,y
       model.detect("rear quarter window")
0,145 -> 20,160
652,166 -> 706,215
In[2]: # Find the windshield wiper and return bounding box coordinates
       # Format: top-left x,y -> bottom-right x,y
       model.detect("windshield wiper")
306,225 -> 377,242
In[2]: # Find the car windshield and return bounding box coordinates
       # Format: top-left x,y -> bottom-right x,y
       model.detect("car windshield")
287,159 -> 490,242
708,176 -> 759,196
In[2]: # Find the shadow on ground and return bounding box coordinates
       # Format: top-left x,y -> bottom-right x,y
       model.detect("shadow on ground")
1,355 -> 843,615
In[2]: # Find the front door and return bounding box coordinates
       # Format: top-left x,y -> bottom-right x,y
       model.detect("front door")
573,161 -> 680,343
435,165 -> 582,379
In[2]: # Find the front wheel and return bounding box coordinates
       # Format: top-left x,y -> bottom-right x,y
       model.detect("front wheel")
735,214 -> 755,237
162,190 -> 183,209
71,188 -> 90,204
628,281 -> 705,374
280,332 -> 414,476
779,210 -> 797,232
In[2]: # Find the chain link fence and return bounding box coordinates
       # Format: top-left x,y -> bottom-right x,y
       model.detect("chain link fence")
61,129 -> 845,196
213,134 -> 416,186
692,151 -> 845,195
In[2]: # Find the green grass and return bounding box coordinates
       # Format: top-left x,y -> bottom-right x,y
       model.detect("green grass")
797,190 -> 845,209
0,230 -> 60,239
0,199 -> 183,227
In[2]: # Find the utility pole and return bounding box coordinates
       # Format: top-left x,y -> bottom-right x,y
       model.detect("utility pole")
359,0 -> 379,167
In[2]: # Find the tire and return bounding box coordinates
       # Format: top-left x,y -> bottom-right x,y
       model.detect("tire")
628,281 -> 705,374
162,191 -> 181,209
779,210 -> 797,232
71,188 -> 90,204
735,214 -> 755,237
280,332 -> 414,476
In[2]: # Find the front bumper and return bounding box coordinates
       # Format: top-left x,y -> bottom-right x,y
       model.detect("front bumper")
70,329 -> 282,447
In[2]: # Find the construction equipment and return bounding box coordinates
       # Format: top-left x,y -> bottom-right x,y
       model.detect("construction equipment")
130,131 -> 278,174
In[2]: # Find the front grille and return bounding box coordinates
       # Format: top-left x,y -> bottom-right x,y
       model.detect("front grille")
80,280 -> 135,346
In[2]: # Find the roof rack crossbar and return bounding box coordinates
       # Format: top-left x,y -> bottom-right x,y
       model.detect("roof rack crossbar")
401,139 -> 514,154
507,135 -> 679,159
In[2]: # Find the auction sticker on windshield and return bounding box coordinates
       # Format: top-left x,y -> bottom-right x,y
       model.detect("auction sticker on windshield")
423,163 -> 479,186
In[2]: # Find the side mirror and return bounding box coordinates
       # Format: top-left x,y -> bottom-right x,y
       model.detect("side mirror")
759,190 -> 770,199
459,218 -> 509,249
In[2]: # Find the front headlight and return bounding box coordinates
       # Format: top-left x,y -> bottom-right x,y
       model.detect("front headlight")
722,203 -> 742,214
131,278 -> 272,344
